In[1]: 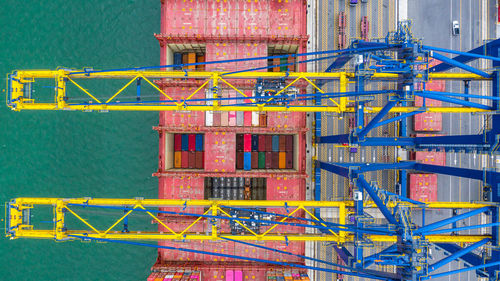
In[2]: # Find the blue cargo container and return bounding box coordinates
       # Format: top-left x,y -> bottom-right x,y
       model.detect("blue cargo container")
243,152 -> 252,171
181,134 -> 189,151
173,53 -> 182,70
272,135 -> 280,152
251,134 -> 259,151
195,134 -> 204,151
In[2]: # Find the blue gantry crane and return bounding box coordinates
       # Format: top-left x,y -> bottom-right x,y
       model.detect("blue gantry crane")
314,21 -> 500,280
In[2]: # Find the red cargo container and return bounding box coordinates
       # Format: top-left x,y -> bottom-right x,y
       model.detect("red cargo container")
188,151 -> 196,168
414,133 -> 445,137
174,134 -> 182,151
228,91 -> 236,126
286,135 -> 294,151
286,152 -> 293,169
181,151 -> 189,168
408,173 -> 438,202
259,113 -> 267,127
204,241 -> 235,262
258,135 -> 266,151
206,0 -> 238,36
269,0 -> 305,37
159,176 -> 205,201
158,217 -> 205,233
267,112 -> 305,129
265,242 -> 304,262
265,152 -> 272,169
213,111 -> 221,126
279,135 -> 286,151
424,80 -> 446,92
271,152 -> 279,168
413,151 -> 446,166
243,134 -> 252,152
188,134 -> 196,151
236,43 -> 268,69
236,134 -> 243,151
204,132 -> 236,172
236,152 -> 244,170
159,240 -> 205,262
161,0 -> 206,36
414,96 -> 442,107
238,1 -> 269,37
195,151 -> 204,169
267,177 -> 305,215
206,43 -> 238,72
266,135 -> 273,151
244,111 -> 252,127
414,112 -> 442,131
251,151 -> 259,169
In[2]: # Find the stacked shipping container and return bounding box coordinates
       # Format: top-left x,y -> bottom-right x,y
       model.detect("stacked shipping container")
154,0 -> 309,278
409,59 -> 446,202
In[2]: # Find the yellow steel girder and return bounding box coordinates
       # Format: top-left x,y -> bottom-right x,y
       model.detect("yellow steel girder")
6,198 -> 494,244
7,69 -> 491,113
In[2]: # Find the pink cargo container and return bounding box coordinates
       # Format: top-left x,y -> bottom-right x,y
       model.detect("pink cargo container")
414,96 -> 442,107
235,243 -> 269,260
203,241 -> 235,262
206,0 -> 238,36
265,242 -> 304,262
267,111 -> 306,129
206,43 -> 238,72
158,176 -> 204,214
204,132 -> 236,172
225,270 -> 234,281
269,0 -> 306,37
413,151 -> 446,166
243,134 -> 252,152
238,1 -> 270,36
267,177 -> 305,215
228,90 -> 236,126
235,43 -> 268,69
414,112 -> 442,131
408,173 -> 438,202
243,111 -> 252,127
159,240 -> 205,262
160,0 -> 206,36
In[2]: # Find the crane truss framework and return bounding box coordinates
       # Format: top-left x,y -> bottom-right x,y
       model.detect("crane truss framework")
6,69 -> 491,114
5,197 -> 492,244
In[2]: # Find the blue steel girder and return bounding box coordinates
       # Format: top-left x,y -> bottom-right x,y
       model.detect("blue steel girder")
356,98 -> 400,139
416,91 -> 493,110
354,174 -> 399,226
434,243 -> 488,277
317,132 -> 499,153
363,244 -> 398,267
334,246 -> 354,266
429,51 -> 491,78
428,238 -> 490,273
430,38 -> 500,72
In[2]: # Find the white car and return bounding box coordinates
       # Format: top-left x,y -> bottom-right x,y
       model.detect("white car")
452,21 -> 460,35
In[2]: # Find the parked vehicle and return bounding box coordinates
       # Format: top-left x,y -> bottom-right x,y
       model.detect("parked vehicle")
452,20 -> 460,35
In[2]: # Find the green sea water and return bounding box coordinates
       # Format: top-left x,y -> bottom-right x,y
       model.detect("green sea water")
1,1 -> 161,279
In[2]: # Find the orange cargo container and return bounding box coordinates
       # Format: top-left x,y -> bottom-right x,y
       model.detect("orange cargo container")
279,152 -> 286,169
174,151 -> 182,168
187,53 -> 196,70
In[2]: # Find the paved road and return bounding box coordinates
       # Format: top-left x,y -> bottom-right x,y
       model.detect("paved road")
406,1 -> 496,280
314,0 -> 498,280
